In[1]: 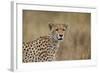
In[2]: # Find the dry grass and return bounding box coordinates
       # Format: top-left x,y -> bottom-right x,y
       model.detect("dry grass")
23,10 -> 91,60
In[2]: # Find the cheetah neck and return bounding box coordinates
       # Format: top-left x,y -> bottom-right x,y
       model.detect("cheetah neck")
49,35 -> 60,48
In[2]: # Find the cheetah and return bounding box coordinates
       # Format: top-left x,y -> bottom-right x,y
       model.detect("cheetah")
23,23 -> 68,63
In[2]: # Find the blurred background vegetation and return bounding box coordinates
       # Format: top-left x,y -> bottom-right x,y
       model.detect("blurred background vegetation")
23,10 -> 91,60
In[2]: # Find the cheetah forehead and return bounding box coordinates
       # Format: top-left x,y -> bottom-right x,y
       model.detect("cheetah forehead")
49,23 -> 68,30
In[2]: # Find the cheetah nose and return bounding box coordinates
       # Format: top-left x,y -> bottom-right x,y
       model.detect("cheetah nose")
59,35 -> 63,37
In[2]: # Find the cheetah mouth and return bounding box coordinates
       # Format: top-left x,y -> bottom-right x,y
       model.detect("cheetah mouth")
58,38 -> 63,40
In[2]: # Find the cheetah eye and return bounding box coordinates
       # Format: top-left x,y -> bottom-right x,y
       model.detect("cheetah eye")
62,29 -> 65,31
56,29 -> 58,31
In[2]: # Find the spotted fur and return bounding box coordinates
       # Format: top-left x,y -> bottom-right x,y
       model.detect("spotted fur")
22,23 -> 67,63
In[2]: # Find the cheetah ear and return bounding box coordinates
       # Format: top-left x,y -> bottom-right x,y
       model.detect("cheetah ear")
49,23 -> 54,30
63,24 -> 68,29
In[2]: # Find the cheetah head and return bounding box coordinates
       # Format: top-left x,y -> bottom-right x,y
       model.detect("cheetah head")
49,23 -> 68,41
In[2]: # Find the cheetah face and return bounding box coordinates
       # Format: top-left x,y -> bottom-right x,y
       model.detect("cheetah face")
49,23 -> 68,41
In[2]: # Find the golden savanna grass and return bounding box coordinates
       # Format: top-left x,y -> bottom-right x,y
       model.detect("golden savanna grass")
23,10 -> 91,60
